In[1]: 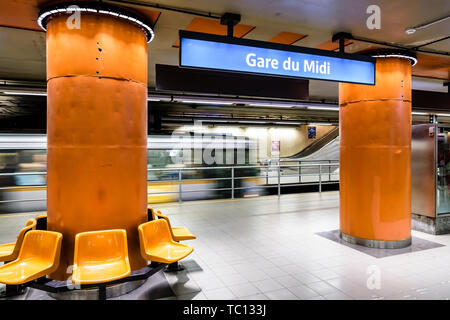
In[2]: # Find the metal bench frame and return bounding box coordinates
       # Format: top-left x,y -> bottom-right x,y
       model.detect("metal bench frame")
24,262 -> 166,300
1,216 -> 171,300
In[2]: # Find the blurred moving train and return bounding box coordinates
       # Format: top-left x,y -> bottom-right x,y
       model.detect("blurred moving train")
0,133 -> 263,213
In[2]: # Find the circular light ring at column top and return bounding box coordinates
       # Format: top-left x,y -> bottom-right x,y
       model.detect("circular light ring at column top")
37,2 -> 155,43
371,50 -> 417,66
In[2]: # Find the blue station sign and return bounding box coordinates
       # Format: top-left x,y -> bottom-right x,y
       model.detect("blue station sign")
179,31 -> 376,85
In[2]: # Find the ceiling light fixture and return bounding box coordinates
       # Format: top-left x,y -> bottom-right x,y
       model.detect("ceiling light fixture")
1,91 -> 47,96
405,15 -> 450,35
37,3 -> 155,43
248,103 -> 294,108
237,120 -> 267,124
201,119 -> 228,123
308,122 -> 335,126
181,100 -> 233,105
306,106 -> 339,111
372,52 -> 418,66
274,122 -> 304,125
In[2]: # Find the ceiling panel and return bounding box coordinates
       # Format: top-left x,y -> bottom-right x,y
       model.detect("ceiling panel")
0,0 -> 49,31
315,39 -> 352,51
268,32 -> 307,45
413,53 -> 450,80
0,0 -> 447,102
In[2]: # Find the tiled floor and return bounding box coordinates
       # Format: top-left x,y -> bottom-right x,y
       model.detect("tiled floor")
3,191 -> 450,300
317,229 -> 444,258
155,192 -> 450,300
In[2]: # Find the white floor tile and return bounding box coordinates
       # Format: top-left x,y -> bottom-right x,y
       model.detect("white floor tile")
265,288 -> 298,300
228,283 -> 261,298
203,287 -> 236,300
252,279 -> 284,293
288,285 -> 320,299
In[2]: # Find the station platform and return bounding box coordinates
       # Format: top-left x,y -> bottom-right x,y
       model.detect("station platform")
2,191 -> 450,300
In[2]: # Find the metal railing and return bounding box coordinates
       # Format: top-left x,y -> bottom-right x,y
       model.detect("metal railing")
0,160 -> 339,205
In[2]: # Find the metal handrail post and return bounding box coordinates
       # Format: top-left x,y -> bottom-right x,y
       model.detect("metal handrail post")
277,163 -> 281,197
178,169 -> 182,203
0,161 -> 343,206
328,160 -> 331,181
231,167 -> 234,200
299,161 -> 302,183
319,165 -> 322,193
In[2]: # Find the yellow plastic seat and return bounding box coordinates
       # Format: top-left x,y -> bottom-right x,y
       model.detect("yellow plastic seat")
72,229 -> 131,285
0,219 -> 37,262
156,211 -> 197,241
149,208 -> 196,242
138,219 -> 193,264
0,230 -> 62,285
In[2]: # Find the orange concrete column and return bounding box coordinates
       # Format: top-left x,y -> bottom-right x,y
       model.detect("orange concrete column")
46,13 -> 148,279
339,57 -> 412,248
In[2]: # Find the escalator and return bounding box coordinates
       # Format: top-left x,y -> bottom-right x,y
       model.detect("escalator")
266,126 -> 340,195
284,126 -> 339,160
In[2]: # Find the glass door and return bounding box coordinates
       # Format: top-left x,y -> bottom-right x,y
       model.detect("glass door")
437,126 -> 450,215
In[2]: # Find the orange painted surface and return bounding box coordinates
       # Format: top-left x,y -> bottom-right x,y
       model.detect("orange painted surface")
0,0 -> 161,31
315,39 -> 352,51
413,53 -> 450,81
339,57 -> 411,241
46,14 -> 148,280
173,17 -> 255,47
356,46 -> 449,81
0,0 -> 54,31
269,32 -> 307,45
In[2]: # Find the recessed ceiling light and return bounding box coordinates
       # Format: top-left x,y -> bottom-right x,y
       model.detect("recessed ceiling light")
372,53 -> 418,66
248,103 -> 293,108
1,91 -> 47,96
37,3 -> 154,43
181,100 -> 233,105
306,106 -> 339,111
405,28 -> 416,35
308,123 -> 334,126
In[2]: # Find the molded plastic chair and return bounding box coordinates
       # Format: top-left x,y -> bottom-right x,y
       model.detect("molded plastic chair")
0,219 -> 37,262
35,214 -> 47,230
72,229 -> 131,285
138,219 -> 193,264
0,230 -> 62,285
148,208 -> 196,241
147,207 -> 156,221
155,210 -> 196,242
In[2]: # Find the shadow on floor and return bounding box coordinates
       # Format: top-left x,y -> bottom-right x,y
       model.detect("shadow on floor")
316,229 -> 445,258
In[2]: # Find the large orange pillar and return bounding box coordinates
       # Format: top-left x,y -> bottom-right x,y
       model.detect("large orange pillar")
45,10 -> 149,279
339,56 -> 412,248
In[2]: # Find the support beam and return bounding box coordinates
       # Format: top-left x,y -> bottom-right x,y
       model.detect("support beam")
45,7 -> 149,280
220,12 -> 241,37
339,56 -> 412,248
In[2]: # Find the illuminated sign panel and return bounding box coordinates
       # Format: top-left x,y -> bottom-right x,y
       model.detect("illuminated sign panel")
180,31 -> 376,85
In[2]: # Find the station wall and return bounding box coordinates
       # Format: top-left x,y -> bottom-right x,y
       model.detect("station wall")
172,124 -> 336,161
